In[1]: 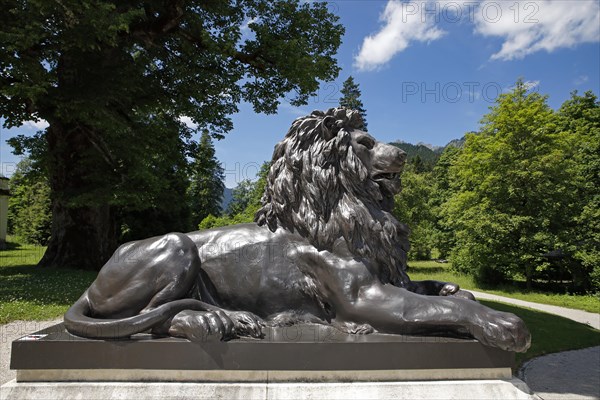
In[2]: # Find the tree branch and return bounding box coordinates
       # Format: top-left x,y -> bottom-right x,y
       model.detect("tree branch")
79,125 -> 118,170
130,0 -> 185,47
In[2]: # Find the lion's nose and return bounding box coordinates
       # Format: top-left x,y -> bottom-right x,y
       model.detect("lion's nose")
388,145 -> 406,165
374,144 -> 407,170
396,147 -> 407,164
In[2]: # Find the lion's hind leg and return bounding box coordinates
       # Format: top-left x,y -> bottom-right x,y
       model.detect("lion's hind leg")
65,232 -> 219,339
87,232 -> 202,319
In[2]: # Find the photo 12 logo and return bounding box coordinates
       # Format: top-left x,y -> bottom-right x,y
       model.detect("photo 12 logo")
401,81 -> 503,103
400,1 -> 540,24
1,162 -> 18,177
223,162 -> 261,186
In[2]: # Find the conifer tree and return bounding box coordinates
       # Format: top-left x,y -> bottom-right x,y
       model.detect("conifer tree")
339,76 -> 368,130
188,130 -> 225,227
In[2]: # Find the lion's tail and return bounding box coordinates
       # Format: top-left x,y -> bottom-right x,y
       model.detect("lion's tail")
64,292 -> 209,339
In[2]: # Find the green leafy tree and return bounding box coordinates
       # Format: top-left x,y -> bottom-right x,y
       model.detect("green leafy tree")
394,166 -> 436,260
339,76 -> 368,130
188,130 -> 224,227
0,1 -> 344,269
444,79 -> 575,287
7,159 -> 52,246
409,154 -> 429,173
557,91 -> 600,291
432,145 -> 462,258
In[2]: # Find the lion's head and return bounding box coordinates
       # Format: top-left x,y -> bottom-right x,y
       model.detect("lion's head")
255,108 -> 411,286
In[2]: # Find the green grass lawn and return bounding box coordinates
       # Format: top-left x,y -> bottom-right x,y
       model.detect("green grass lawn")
409,260 -> 600,313
0,238 -> 598,368
0,238 -> 96,324
480,300 -> 600,367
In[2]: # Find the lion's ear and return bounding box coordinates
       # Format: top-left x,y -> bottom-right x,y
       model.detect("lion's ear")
321,116 -> 336,141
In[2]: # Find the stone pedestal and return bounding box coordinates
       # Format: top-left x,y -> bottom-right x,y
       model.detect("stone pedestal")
1,323 -> 538,399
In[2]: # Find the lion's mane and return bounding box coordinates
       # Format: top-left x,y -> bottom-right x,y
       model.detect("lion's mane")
255,108 -> 411,286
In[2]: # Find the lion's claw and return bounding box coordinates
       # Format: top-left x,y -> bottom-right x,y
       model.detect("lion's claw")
168,310 -> 235,342
168,309 -> 264,342
439,283 -> 460,296
229,311 -> 265,338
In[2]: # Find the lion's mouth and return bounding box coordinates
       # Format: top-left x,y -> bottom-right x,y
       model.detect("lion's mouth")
372,170 -> 403,211
372,170 -> 403,192
372,172 -> 400,181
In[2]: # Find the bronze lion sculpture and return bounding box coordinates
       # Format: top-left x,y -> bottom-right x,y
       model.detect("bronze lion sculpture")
65,108 -> 531,352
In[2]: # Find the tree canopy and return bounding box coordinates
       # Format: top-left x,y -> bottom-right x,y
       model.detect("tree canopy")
556,91 -> 600,290
1,0 -> 344,131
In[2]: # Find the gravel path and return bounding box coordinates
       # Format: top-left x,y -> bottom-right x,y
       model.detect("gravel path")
0,319 -> 61,385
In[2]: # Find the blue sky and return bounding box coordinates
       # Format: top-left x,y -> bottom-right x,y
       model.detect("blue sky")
1,0 -> 599,188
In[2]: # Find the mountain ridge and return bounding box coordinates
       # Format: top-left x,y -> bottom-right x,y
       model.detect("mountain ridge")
389,136 -> 466,168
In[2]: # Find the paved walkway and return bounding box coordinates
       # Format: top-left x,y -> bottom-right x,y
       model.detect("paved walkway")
470,290 -> 600,330
520,346 -> 600,400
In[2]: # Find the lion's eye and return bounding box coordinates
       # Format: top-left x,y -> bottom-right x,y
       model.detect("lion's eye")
357,136 -> 375,150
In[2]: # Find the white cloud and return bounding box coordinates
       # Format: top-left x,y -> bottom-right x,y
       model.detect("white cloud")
22,119 -> 49,130
179,116 -> 198,129
574,75 -> 589,86
474,0 -> 600,60
504,80 -> 540,92
523,80 -> 540,91
354,0 -> 446,71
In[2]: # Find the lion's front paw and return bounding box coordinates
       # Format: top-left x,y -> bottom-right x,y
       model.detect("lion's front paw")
168,310 -> 236,342
228,311 -> 264,339
472,311 -> 531,353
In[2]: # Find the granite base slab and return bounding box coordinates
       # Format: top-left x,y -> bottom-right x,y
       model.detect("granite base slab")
1,323 -> 537,399
10,322 -> 514,381
1,379 -> 540,400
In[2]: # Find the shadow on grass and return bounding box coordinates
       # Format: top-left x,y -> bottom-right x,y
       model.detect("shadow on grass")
407,265 -> 446,274
480,300 -> 600,367
0,241 -> 23,251
475,277 -> 589,296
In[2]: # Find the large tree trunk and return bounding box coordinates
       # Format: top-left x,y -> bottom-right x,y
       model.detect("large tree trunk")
40,203 -> 116,270
525,264 -> 533,290
38,122 -> 117,270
